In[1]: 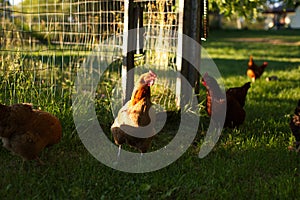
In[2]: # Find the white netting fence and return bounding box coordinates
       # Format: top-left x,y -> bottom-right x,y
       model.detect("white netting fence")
0,0 -> 180,109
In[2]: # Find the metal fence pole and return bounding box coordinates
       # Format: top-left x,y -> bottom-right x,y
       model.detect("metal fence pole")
122,0 -> 135,104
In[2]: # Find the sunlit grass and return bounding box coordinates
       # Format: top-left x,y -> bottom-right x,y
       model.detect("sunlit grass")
1,29 -> 300,199
204,29 -> 300,62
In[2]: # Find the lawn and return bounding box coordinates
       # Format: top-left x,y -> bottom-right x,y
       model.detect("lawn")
1,29 -> 300,199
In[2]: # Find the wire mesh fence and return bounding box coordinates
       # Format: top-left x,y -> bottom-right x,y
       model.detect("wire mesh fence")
0,0 -> 125,107
142,0 -> 178,68
0,0 -> 197,111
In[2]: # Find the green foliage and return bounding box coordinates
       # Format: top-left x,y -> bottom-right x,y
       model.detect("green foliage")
209,0 -> 297,20
210,0 -> 267,19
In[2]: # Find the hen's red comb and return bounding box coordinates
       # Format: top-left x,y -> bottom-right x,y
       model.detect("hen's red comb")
149,70 -> 157,78
201,72 -> 209,86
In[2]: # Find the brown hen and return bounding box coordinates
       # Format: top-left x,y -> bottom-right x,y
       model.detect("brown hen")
111,70 -> 157,153
247,55 -> 268,82
202,74 -> 249,128
0,103 -> 62,164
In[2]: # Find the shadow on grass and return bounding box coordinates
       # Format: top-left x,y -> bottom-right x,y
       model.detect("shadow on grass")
1,139 -> 300,199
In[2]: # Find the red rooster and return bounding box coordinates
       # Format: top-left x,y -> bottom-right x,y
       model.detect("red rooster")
247,55 -> 268,82
111,70 -> 157,153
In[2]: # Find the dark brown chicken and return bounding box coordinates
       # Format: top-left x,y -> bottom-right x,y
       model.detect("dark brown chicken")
0,103 -> 62,164
201,73 -> 226,117
247,55 -> 268,82
202,74 -> 249,128
226,82 -> 251,108
290,100 -> 300,152
111,70 -> 157,153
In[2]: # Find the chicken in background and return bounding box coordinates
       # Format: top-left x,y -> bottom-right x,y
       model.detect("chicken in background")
247,55 -> 268,82
111,70 -> 157,154
202,74 -> 250,128
289,100 -> 300,152
0,103 -> 62,164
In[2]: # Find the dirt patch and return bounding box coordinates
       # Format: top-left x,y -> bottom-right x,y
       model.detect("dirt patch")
227,38 -> 300,46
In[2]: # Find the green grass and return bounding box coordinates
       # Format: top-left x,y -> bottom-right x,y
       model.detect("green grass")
1,29 -> 300,199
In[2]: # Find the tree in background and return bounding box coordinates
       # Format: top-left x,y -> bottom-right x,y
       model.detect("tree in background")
209,0 -> 298,29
